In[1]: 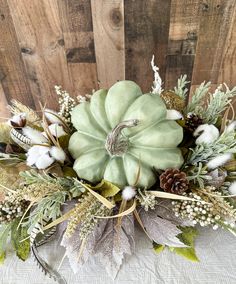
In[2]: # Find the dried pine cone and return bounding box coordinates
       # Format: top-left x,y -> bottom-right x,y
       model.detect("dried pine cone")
160,168 -> 189,194
160,90 -> 185,112
185,113 -> 203,132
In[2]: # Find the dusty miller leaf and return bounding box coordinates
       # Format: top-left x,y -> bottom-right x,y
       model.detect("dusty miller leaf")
95,215 -> 134,279
155,200 -> 194,227
139,207 -> 186,247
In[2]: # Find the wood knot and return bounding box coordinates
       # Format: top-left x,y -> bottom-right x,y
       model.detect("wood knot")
202,2 -> 209,12
110,8 -> 122,27
1,14 -> 5,20
21,47 -> 34,55
57,39 -> 65,46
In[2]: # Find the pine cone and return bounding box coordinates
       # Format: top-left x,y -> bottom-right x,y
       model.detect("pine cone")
185,113 -> 203,132
160,90 -> 185,112
160,168 -> 189,194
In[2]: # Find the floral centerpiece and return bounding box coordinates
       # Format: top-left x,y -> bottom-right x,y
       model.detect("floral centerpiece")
1,57 -> 236,283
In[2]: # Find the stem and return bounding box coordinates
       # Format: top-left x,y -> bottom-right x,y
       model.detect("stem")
105,119 -> 139,156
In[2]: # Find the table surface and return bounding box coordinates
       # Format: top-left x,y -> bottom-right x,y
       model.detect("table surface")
0,226 -> 236,284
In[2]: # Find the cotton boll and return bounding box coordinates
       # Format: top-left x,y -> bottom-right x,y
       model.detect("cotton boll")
48,123 -> 67,138
194,124 -> 219,145
35,153 -> 55,169
50,146 -> 66,163
44,109 -> 62,124
27,145 -> 51,167
22,126 -> 48,144
166,109 -> 183,120
122,186 -> 136,201
207,153 -> 233,169
228,182 -> 236,195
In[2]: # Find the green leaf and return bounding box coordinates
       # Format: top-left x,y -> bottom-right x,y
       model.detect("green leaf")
0,223 -> 11,264
11,219 -> 30,261
88,179 -> 121,198
169,227 -> 199,262
0,251 -> 5,264
153,243 -> 165,254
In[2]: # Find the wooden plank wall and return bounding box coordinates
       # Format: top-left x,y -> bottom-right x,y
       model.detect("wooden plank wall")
0,0 -> 236,113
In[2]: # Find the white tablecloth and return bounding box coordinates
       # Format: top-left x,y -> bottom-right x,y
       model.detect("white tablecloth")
1,226 -> 236,284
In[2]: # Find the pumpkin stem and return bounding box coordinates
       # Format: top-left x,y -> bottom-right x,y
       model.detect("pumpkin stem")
105,119 -> 139,156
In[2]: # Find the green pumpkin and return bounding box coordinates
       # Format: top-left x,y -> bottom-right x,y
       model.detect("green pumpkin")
69,81 -> 183,188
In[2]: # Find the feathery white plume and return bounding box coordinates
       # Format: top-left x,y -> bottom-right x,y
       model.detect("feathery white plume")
44,109 -> 62,124
194,124 -> 219,144
22,126 -> 48,144
207,153 -> 232,169
228,181 -> 236,195
225,121 -> 236,133
166,110 -> 183,120
48,123 -> 67,137
122,186 -> 136,201
151,55 -> 163,95
50,146 -> 66,163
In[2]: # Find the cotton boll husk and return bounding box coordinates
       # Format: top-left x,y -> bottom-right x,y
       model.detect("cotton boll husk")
50,146 -> 66,163
122,186 -> 136,200
228,181 -> 236,195
8,113 -> 26,127
194,124 -> 219,144
35,153 -> 55,169
48,123 -> 67,138
207,153 -> 233,169
166,109 -> 183,120
22,126 -> 48,144
44,109 -> 62,124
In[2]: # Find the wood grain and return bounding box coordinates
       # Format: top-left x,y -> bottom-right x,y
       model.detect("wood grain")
0,0 -> 34,107
124,0 -> 171,93
0,83 -> 10,121
165,0 -> 201,90
8,0 -> 73,110
91,0 -> 125,88
58,0 -> 98,96
217,3 -> 236,88
191,0 -> 235,85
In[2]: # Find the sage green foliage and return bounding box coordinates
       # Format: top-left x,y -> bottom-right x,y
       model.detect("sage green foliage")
188,130 -> 236,165
202,84 -> 236,124
11,218 -> 30,261
186,82 -> 211,113
154,227 -> 199,262
0,223 -> 11,264
0,220 -> 30,264
187,162 -> 212,189
174,74 -> 190,100
20,170 -> 85,198
69,80 -> 183,188
185,80 -> 236,124
20,170 -> 85,234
